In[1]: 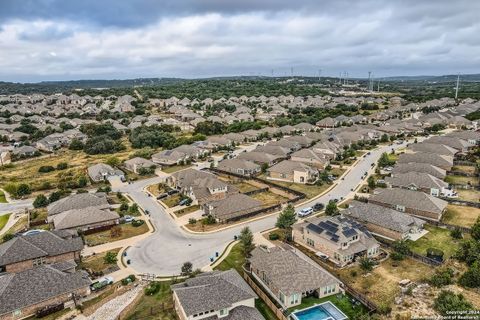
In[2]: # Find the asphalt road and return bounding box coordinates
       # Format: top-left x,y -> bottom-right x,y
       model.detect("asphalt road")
120,139 -> 417,276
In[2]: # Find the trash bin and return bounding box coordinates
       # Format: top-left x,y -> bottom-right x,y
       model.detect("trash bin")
215,252 -> 219,257
127,259 -> 131,265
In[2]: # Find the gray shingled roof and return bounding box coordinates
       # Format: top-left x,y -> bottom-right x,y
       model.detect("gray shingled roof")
208,194 -> 262,220
408,143 -> 458,157
172,270 -> 257,317
370,188 -> 448,215
51,207 -> 119,230
47,193 -> 109,216
268,160 -> 317,175
0,266 -> 91,316
345,201 -> 425,233
203,305 -> 264,320
0,231 -> 83,266
392,163 -> 446,179
217,158 -> 260,172
249,247 -> 340,296
385,172 -> 448,190
397,152 -> 453,169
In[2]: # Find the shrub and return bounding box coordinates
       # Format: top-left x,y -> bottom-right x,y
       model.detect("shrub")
188,218 -> 197,225
56,162 -> 68,170
33,194 -> 49,208
48,191 -> 62,203
119,203 -> 129,212
202,215 -> 216,225
132,220 -> 145,227
2,233 -> 14,242
17,184 -> 31,197
359,257 -> 374,272
459,261 -> 480,288
434,290 -> 473,316
429,268 -> 454,287
450,228 -> 463,239
269,233 -> 280,241
104,251 -> 118,264
38,165 -> 55,173
145,281 -> 161,295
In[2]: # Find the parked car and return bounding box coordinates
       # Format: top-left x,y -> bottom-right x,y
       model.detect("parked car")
167,189 -> 179,195
297,207 -> 314,217
157,193 -> 168,199
178,198 -> 192,206
91,276 -> 114,291
313,203 -> 324,211
123,215 -> 134,223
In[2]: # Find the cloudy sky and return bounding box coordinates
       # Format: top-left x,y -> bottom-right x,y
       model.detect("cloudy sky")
0,0 -> 479,82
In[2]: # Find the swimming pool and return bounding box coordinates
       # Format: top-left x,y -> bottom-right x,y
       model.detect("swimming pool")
291,301 -> 348,320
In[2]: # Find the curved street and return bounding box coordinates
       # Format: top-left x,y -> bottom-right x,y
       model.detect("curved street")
118,139 -> 416,276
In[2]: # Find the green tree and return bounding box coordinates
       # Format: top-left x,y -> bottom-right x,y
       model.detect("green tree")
17,184 -> 31,197
239,226 -> 255,258
434,290 -> 473,316
470,217 -> 480,241
33,194 -> 49,208
459,261 -> 480,288
56,162 -> 68,170
77,175 -> 88,188
325,200 -> 339,216
359,257 -> 374,272
275,204 -> 297,240
48,191 -> 62,203
378,152 -> 392,168
106,156 -> 120,167
2,233 -> 14,242
69,138 -> 84,150
181,262 -> 193,276
367,176 -> 376,189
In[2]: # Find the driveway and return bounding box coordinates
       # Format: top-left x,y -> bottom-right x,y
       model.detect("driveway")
117,139 -> 419,276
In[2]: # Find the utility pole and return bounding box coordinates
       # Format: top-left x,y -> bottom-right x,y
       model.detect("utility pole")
367,71 -> 372,91
339,72 -> 343,85
455,74 -> 460,100
318,69 -> 322,81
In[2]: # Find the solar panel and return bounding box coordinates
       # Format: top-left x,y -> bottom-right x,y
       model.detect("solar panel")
307,224 -> 324,234
342,228 -> 358,238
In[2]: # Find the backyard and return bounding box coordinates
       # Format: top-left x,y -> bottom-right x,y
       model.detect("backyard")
407,225 -> 462,259
266,180 -> 331,199
124,282 -> 176,320
442,205 -> 480,227
288,294 -> 369,319
161,164 -> 191,174
445,175 -> 479,186
80,248 -> 122,275
250,190 -> 289,207
456,189 -> 479,202
84,222 -> 150,246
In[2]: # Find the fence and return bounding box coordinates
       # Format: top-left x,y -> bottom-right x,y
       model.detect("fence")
447,170 -> 477,177
440,197 -> 480,208
243,187 -> 269,196
453,160 -> 478,167
449,184 -> 480,190
375,238 -> 443,267
243,271 -> 289,320
426,219 -> 471,234
224,204 -> 282,223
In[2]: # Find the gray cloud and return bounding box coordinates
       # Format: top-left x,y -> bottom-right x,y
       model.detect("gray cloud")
0,1 -> 479,81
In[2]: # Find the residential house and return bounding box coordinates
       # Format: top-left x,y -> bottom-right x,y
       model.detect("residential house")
11,145 -> 38,158
124,157 -> 157,174
254,145 -> 291,157
48,207 -> 120,232
293,215 -> 380,267
316,117 -> 337,128
237,151 -> 283,166
267,160 -> 318,184
385,172 -> 449,197
397,152 -> 454,171
408,143 -> 458,157
47,193 -> 109,216
290,149 -> 329,169
203,193 -> 262,222
249,246 -> 342,309
87,163 -> 125,182
217,159 -> 261,177
425,136 -> 473,153
265,139 -> 302,152
152,149 -> 189,166
392,163 -> 447,180
171,270 -> 263,320
447,131 -> 480,145
344,201 -> 425,241
369,188 -> 448,221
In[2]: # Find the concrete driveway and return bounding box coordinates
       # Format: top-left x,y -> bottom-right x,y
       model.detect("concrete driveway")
117,139 -> 419,276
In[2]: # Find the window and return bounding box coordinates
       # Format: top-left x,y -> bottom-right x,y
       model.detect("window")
33,257 -> 45,266
395,205 -> 405,212
219,309 -> 228,317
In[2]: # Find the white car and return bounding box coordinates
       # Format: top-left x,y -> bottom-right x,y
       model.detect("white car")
298,207 -> 314,217
123,215 -> 134,223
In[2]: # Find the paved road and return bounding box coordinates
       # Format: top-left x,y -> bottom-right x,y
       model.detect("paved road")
0,199 -> 33,215
119,139 -> 417,276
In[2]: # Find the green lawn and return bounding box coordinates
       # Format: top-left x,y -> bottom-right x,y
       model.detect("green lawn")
445,175 -> 479,186
174,205 -> 200,217
84,222 -> 149,246
214,243 -> 245,274
124,282 -> 176,320
255,299 -> 278,320
443,205 -> 480,227
0,191 -> 7,203
162,194 -> 182,208
0,213 -> 11,232
408,225 -> 462,259
288,294 -> 369,319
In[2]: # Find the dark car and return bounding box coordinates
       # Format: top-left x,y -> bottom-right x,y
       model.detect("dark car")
167,189 -> 179,195
313,203 -> 324,211
157,193 -> 168,200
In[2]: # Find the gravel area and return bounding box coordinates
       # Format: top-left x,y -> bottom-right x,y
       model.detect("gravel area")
85,286 -> 143,320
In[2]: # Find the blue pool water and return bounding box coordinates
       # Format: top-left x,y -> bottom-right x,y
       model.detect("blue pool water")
293,307 -> 331,320
291,301 -> 348,320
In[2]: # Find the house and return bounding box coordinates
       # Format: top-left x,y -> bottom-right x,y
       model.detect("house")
87,163 -> 124,182
284,135 -> 314,148
237,151 -> 283,166
0,266 -> 91,320
425,136 -> 472,153
392,163 -> 447,180
316,117 -> 337,128
171,270 -> 264,320
203,193 -> 262,222
290,149 -> 329,169
267,160 -> 318,184
408,143 -> 458,157
344,201 -> 425,241
222,132 -> 246,144
265,139 -> 302,152
124,157 -> 157,174
47,193 -> 109,216
217,159 -> 261,176
48,207 -> 120,231
249,246 -> 342,309
152,149 -> 188,166
0,230 -> 83,273
169,169 -> 234,205
385,172 -> 449,197
397,152 -> 454,171
11,145 -> 38,158
447,130 -> 480,145
293,215 -> 380,267
369,188 -> 448,221
294,122 -> 315,132
254,145 -> 291,157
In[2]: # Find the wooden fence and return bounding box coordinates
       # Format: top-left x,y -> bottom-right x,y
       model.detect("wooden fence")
453,160 -> 478,167
243,271 -> 289,320
375,238 -> 443,266
440,197 -> 480,209
426,219 -> 471,234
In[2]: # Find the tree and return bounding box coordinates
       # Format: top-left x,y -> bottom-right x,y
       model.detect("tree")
69,138 -> 84,150
128,203 -> 139,214
48,191 -> 61,203
56,162 -> 68,170
470,217 -> 480,241
380,134 -> 389,143
119,202 -> 129,212
325,200 -> 339,216
459,261 -> 480,288
2,233 -> 14,242
106,156 -> 120,167
434,290 -> 473,316
275,205 -> 297,240
429,268 -> 454,287
239,226 -> 255,258
450,227 -> 463,239
378,152 -> 393,168
359,257 -> 374,272
181,262 -> 193,276
104,251 -> 118,264
84,135 -> 125,155
77,175 -> 88,188
33,194 -> 49,208
367,176 -> 376,189
391,239 -> 410,260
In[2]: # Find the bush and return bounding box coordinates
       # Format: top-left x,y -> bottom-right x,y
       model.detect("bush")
17,184 -> 31,197
132,220 -> 145,227
38,165 -> 55,173
202,215 -> 216,225
450,228 -> 463,239
119,203 -> 129,212
33,194 -> 49,208
269,233 -> 280,241
459,261 -> 480,288
2,233 -> 14,242
121,274 -> 136,285
104,251 -> 118,264
56,162 -> 68,170
188,218 -> 197,225
434,290 -> 473,316
145,281 -> 161,295
429,268 -> 454,287
48,191 -> 62,203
